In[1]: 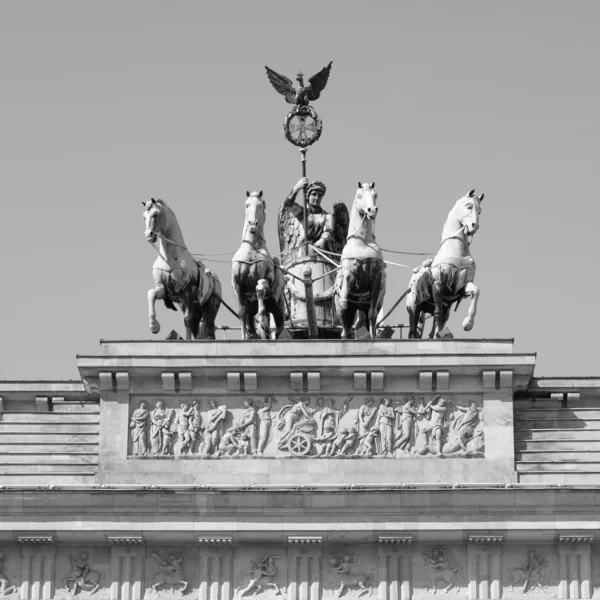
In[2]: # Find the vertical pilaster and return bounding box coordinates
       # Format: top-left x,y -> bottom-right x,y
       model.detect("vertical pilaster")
467,539 -> 502,600
482,371 -> 514,466
199,546 -> 234,600
19,544 -> 56,600
287,545 -> 322,600
558,537 -> 592,600
377,542 -> 412,600
98,372 -> 130,465
109,545 -> 145,600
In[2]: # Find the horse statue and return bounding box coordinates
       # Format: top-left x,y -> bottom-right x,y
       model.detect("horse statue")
406,190 -> 484,339
334,183 -> 386,339
143,198 -> 221,340
232,191 -> 286,339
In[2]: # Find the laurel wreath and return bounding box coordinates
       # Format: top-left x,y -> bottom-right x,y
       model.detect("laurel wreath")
283,105 -> 323,148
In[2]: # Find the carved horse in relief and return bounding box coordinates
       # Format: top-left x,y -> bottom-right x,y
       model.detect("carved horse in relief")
232,191 -> 286,339
143,198 -> 221,340
406,190 -> 484,338
334,183 -> 386,339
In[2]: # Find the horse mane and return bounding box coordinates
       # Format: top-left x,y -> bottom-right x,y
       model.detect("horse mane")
152,198 -> 176,217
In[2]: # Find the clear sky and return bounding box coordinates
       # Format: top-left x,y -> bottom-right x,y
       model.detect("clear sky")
0,1 -> 598,380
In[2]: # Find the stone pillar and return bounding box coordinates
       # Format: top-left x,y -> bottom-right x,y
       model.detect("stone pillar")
377,543 -> 412,600
287,546 -> 322,600
558,538 -> 592,600
19,544 -> 56,600
109,545 -> 146,600
467,538 -> 503,600
98,372 -> 130,467
482,370 -> 515,472
198,547 -> 234,600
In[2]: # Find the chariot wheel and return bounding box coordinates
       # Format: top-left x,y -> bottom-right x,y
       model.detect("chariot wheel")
288,432 -> 312,456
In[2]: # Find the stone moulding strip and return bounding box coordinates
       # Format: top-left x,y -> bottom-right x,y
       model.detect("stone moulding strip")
197,536 -> 234,545
378,535 -> 413,544
107,535 -> 144,545
16,535 -> 54,545
558,535 -> 594,544
468,534 -> 505,544
287,536 -> 323,545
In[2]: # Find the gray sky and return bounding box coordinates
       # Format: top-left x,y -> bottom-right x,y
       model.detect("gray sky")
0,1 -> 597,379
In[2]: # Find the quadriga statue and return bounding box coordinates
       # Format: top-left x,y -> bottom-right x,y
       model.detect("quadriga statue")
406,189 -> 484,338
143,198 -> 222,340
334,182 -> 386,339
232,191 -> 286,339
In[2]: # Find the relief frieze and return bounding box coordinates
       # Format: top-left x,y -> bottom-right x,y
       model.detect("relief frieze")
128,395 -> 485,459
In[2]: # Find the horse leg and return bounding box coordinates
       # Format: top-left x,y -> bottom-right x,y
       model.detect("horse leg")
200,273 -> 221,340
256,280 -> 271,340
182,301 -> 194,341
406,292 -> 421,339
462,282 -> 480,331
368,268 -> 385,338
431,279 -> 445,338
148,284 -> 166,334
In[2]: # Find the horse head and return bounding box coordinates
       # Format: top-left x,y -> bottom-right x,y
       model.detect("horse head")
244,191 -> 266,239
354,182 -> 378,220
142,198 -> 167,244
451,189 -> 484,239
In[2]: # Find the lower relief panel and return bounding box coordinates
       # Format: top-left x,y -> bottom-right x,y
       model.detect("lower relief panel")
0,543 -> 594,600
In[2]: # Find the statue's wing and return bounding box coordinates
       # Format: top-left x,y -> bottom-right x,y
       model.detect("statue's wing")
265,66 -> 296,104
277,203 -> 303,256
306,61 -> 333,101
332,201 -> 349,256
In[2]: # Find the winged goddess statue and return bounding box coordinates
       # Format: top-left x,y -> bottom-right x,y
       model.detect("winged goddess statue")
265,62 -> 333,107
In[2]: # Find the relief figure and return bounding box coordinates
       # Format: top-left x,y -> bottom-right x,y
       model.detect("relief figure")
201,401 -> 228,456
422,549 -> 462,594
236,556 -> 282,598
236,399 -> 258,454
507,552 -> 547,594
150,552 -> 188,594
62,552 -> 104,596
0,553 -> 17,597
331,427 -> 358,456
256,396 -> 276,455
418,397 -> 449,456
277,397 -> 315,451
189,401 -> 203,454
353,398 -> 378,437
376,398 -> 395,456
150,401 -> 174,455
329,553 -> 372,598
355,428 -> 379,456
393,396 -> 421,454
130,401 -> 150,456
177,403 -> 194,454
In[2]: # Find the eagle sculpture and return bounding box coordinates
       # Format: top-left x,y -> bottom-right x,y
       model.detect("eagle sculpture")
265,61 -> 333,107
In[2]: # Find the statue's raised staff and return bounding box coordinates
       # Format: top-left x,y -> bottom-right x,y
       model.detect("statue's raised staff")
406,190 -> 484,338
232,191 -> 286,339
334,183 -> 386,339
143,198 -> 222,340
